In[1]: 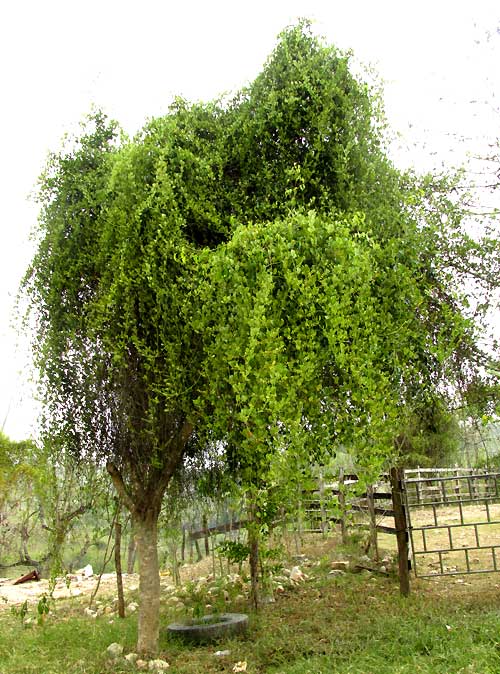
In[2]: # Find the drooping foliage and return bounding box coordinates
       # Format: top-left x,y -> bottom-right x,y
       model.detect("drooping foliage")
199,213 -> 401,477
223,26 -> 387,222
23,21 -> 499,652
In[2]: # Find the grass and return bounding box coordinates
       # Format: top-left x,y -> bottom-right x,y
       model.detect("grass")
0,609 -> 139,674
2,552 -> 500,673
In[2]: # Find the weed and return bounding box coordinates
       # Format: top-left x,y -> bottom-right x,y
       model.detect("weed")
37,594 -> 50,625
10,599 -> 28,627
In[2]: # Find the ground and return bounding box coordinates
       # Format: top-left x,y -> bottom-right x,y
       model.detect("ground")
2,501 -> 500,608
2,531 -> 500,674
0,561 -> 216,610
2,506 -> 500,673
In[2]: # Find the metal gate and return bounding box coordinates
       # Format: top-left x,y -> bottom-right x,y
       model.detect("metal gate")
402,470 -> 500,578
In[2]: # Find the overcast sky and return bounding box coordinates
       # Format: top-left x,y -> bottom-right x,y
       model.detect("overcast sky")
1,0 -> 499,440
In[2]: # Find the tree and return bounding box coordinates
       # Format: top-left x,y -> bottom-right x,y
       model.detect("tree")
24,109 -> 204,653
0,431 -> 35,496
0,432 -> 38,568
0,433 -> 105,576
23,23 -> 498,653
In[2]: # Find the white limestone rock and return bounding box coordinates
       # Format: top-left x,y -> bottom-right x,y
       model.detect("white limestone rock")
289,566 -> 307,583
148,659 -> 170,670
82,564 -> 94,578
106,642 -> 123,659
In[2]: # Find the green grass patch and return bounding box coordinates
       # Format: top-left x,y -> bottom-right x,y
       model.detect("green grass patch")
0,608 -> 138,674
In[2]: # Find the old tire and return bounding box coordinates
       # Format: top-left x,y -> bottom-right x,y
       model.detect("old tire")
166,613 -> 248,643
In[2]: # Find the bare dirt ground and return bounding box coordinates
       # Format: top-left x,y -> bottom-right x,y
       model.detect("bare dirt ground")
0,571 -> 140,609
0,556 -> 217,610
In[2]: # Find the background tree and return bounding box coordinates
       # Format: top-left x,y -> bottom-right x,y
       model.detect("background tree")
34,441 -> 108,577
0,432 -> 39,570
0,433 -> 107,576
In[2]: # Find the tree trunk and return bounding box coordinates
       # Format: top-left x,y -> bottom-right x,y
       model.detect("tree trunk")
105,420 -> 193,655
248,526 -> 259,611
202,513 -> 210,557
247,493 -> 260,610
136,512 -> 161,655
43,528 -> 66,578
170,540 -> 181,586
194,537 -> 202,562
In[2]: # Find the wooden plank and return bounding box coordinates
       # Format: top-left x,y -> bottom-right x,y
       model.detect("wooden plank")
314,489 -> 392,502
371,492 -> 393,500
189,519 -> 249,540
349,504 -> 395,516
375,525 -> 397,535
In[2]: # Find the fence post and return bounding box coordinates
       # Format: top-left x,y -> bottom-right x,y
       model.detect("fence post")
319,473 -> 328,535
454,465 -> 460,498
390,467 -> 410,597
366,484 -> 379,561
181,524 -> 187,562
415,466 -> 421,505
338,468 -> 348,544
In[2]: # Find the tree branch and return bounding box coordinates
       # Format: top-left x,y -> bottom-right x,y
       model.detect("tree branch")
156,420 -> 194,500
64,503 -> 91,525
106,463 -> 135,513
0,553 -> 48,570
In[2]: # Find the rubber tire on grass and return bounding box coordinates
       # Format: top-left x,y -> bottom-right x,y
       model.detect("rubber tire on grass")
167,613 -> 248,643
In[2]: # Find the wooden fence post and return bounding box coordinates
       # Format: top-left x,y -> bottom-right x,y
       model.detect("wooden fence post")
454,465 -> 461,498
390,467 -> 410,597
319,473 -> 328,535
181,524 -> 187,562
338,468 -> 348,544
415,466 -> 421,505
366,485 -> 379,561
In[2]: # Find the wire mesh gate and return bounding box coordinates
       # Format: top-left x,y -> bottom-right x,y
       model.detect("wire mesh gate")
402,470 -> 500,578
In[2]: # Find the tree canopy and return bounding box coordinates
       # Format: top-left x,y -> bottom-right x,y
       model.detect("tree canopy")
22,22 -> 499,653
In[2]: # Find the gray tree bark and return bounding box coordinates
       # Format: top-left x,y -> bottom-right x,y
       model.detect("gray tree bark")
136,513 -> 161,654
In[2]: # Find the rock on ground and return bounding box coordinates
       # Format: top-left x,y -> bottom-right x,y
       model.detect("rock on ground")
106,642 -> 123,659
148,659 -> 170,671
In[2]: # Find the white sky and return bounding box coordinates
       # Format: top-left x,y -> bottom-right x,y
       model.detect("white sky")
1,0 -> 499,440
